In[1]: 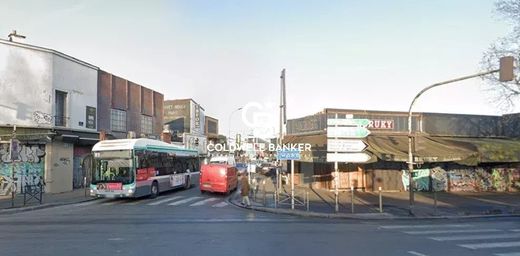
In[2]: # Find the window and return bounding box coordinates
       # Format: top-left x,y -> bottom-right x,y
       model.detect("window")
141,115 -> 153,134
111,109 -> 127,132
55,90 -> 67,126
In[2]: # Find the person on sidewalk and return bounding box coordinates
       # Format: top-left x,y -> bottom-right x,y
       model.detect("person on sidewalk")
240,173 -> 251,207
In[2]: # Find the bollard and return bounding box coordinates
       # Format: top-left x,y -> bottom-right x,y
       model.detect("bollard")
379,186 -> 383,213
351,186 -> 355,214
306,191 -> 310,212
263,181 -> 266,206
84,177 -> 88,197
433,190 -> 437,215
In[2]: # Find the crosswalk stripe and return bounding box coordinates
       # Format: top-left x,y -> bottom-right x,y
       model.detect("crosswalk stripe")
380,224 -> 472,230
147,196 -> 184,206
430,233 -> 520,241
495,253 -> 520,256
190,198 -> 219,206
212,202 -> 229,208
459,241 -> 520,250
404,229 -> 502,235
512,230 -> 520,232
168,197 -> 202,206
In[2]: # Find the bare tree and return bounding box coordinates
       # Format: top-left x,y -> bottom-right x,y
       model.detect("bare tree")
481,0 -> 520,111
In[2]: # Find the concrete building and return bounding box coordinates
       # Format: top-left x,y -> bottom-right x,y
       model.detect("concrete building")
0,39 -> 164,194
163,99 -> 211,155
97,70 -> 164,140
284,108 -> 520,192
0,38 -> 99,193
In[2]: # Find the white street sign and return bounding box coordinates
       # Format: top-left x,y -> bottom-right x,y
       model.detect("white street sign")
326,152 -> 371,163
327,118 -> 370,127
327,139 -> 367,152
327,126 -> 371,138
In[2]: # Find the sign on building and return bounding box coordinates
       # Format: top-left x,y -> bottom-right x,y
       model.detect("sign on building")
277,149 -> 301,161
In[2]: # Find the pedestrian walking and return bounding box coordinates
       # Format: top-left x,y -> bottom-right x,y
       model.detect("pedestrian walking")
241,173 -> 251,207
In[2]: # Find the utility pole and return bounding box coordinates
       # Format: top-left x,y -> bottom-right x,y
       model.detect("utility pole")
407,56 -> 515,216
10,125 -> 17,207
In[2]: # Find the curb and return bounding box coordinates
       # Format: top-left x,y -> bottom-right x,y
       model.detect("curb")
228,197 -> 520,220
0,198 -> 98,215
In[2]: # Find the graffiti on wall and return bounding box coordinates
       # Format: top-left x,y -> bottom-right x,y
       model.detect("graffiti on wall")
0,144 -> 45,195
402,166 -> 520,192
32,111 -> 53,125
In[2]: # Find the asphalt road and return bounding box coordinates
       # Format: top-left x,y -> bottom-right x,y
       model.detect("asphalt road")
1,181 -> 519,256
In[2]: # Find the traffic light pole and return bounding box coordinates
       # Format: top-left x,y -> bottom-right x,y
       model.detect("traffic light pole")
407,64 -> 512,215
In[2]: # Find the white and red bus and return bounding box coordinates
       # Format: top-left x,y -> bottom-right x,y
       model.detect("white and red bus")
89,138 -> 199,198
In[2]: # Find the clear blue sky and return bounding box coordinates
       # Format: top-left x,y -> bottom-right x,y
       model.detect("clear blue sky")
0,0 -> 515,138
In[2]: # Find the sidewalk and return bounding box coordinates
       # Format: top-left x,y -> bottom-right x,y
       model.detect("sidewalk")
236,174 -> 520,219
0,188 -> 96,213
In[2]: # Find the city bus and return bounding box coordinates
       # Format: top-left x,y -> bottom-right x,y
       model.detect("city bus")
89,138 -> 200,198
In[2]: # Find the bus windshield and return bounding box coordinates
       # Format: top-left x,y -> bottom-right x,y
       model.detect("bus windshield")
92,158 -> 134,185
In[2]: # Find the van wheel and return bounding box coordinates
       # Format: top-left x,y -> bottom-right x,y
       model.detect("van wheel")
184,177 -> 191,190
150,181 -> 159,199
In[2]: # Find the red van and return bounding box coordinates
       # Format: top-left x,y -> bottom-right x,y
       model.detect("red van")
199,164 -> 238,194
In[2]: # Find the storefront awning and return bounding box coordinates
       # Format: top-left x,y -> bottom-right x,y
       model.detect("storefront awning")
55,129 -> 99,145
366,135 -> 478,164
429,136 -> 520,164
283,133 -> 520,165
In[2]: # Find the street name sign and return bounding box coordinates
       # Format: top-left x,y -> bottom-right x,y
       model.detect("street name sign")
327,118 -> 370,127
327,126 -> 371,138
277,149 -> 301,161
327,139 -> 367,152
326,152 -> 371,163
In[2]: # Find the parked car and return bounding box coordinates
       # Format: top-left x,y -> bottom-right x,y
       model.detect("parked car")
259,162 -> 278,177
200,163 -> 238,194
235,163 -> 247,175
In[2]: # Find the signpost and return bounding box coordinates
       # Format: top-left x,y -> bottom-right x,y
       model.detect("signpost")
326,152 -> 371,163
327,139 -> 367,152
327,127 -> 370,138
276,149 -> 300,210
327,116 -> 371,213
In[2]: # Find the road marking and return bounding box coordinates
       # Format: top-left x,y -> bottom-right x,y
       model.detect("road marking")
404,229 -> 502,235
147,196 -> 184,206
380,224 -> 472,229
430,233 -> 520,241
102,200 -> 127,205
190,198 -> 219,206
512,229 -> 520,232
408,251 -> 429,256
167,197 -> 202,206
459,241 -> 520,249
495,253 -> 520,256
212,201 -> 229,208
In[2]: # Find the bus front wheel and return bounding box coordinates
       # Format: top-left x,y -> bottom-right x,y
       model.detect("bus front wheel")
150,182 -> 159,198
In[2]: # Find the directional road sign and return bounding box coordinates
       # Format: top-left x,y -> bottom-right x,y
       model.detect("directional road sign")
277,149 -> 301,161
327,118 -> 370,127
327,126 -> 371,138
326,152 -> 371,163
327,139 -> 367,152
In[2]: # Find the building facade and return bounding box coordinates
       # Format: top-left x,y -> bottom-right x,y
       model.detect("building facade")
97,70 -> 164,140
285,108 -> 520,192
0,39 -> 99,193
0,39 -> 164,194
164,99 -> 210,155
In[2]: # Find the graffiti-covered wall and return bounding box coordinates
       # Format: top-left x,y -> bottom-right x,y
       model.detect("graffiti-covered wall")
401,167 -> 520,192
0,143 -> 45,195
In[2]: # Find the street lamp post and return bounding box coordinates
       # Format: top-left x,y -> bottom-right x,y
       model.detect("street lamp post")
407,57 -> 515,215
228,107 -> 243,147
